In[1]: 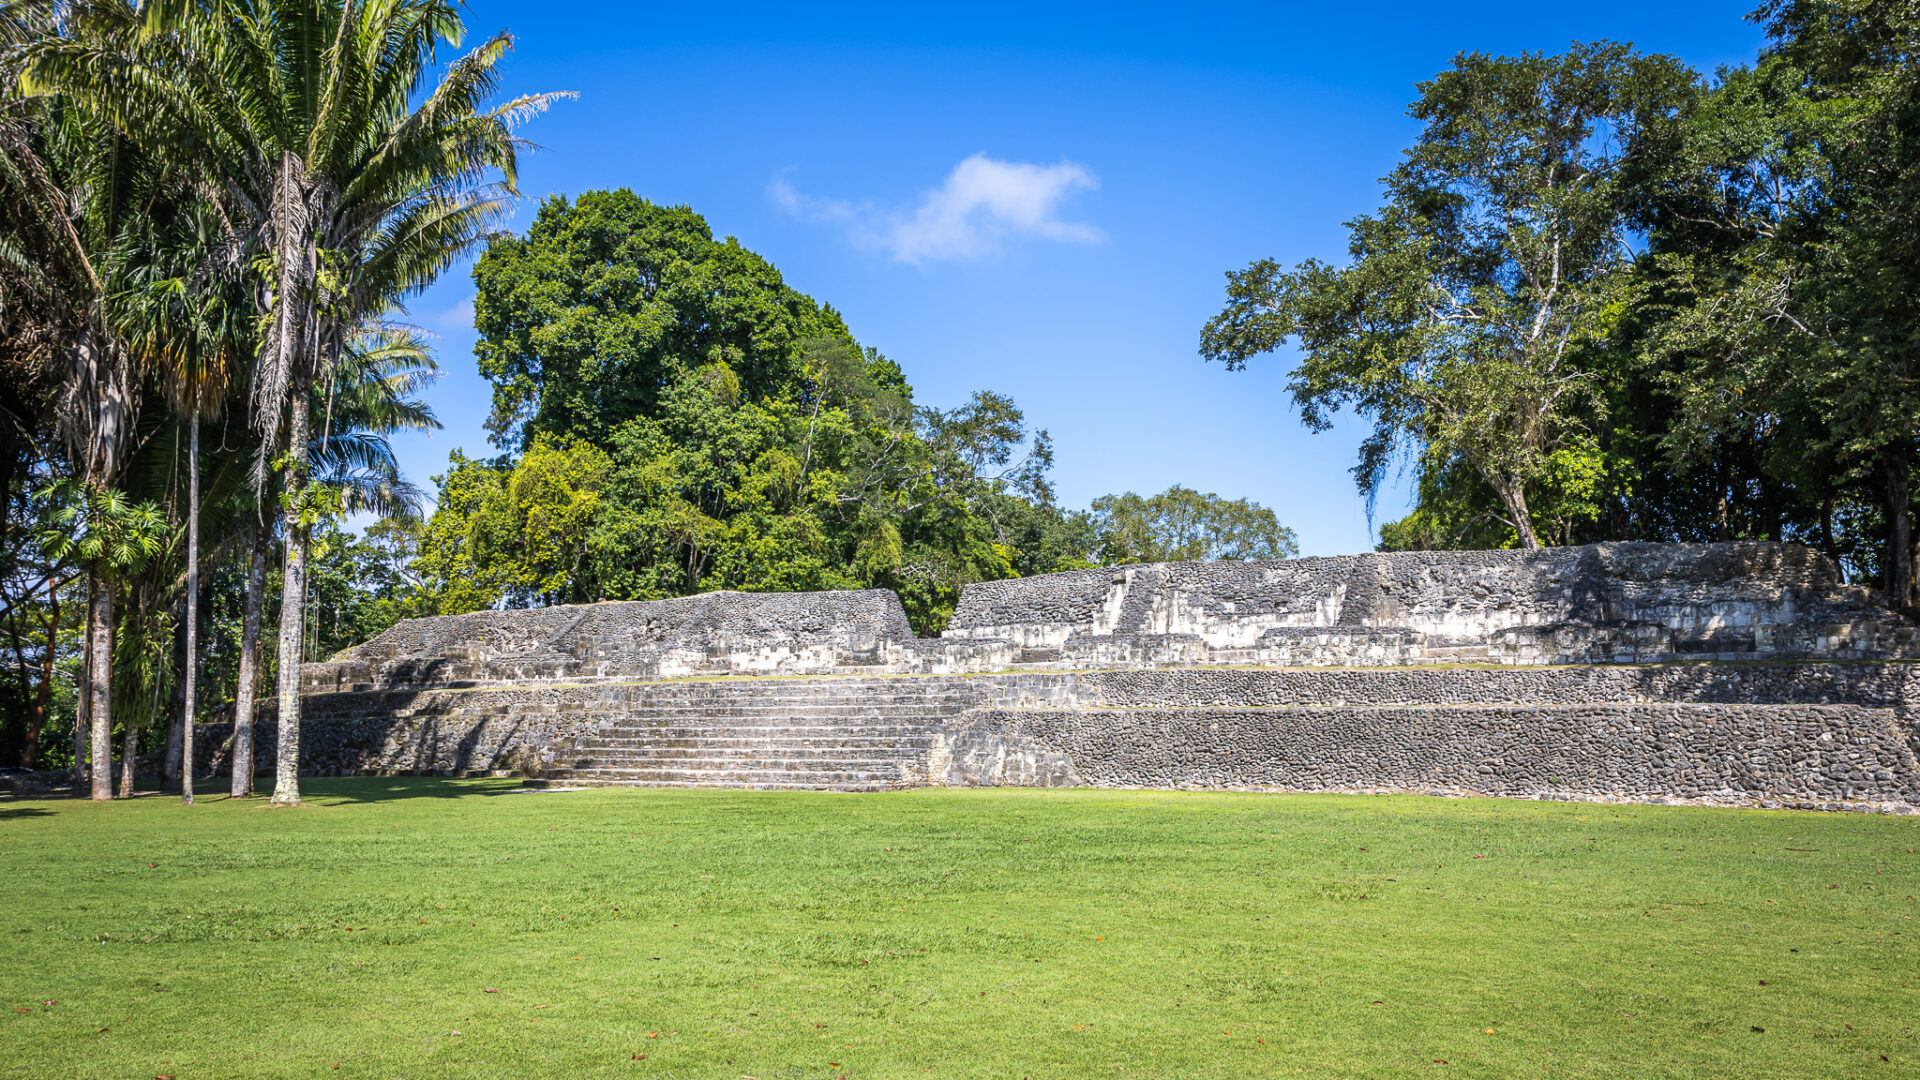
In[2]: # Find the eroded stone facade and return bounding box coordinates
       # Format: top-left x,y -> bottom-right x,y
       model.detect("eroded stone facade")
245,541 -> 1920,810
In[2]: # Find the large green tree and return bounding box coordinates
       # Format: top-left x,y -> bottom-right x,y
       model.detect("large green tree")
23,0 -> 561,803
475,191 -> 851,448
1088,486 -> 1297,564
1629,1 -> 1920,603
1203,43 -> 1696,549
442,194 -> 1073,632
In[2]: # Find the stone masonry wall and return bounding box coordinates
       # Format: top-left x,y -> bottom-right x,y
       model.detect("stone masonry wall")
938,702 -> 1920,811
943,542 -> 1917,665
216,664 -> 1920,810
259,540 -> 1920,809
300,543 -> 1920,694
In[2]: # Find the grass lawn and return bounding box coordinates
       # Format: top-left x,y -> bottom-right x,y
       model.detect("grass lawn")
1,781 -> 1917,1079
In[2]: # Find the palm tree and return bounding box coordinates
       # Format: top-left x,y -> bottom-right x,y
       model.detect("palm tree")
2,7 -> 183,798
117,196 -> 249,802
38,480 -> 163,796
21,0 -> 563,803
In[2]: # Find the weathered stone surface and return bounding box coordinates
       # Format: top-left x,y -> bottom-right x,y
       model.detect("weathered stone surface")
307,544 -> 1919,695
945,543 -> 1917,666
257,541 -> 1920,809
948,702 -> 1920,811
303,588 -> 1011,692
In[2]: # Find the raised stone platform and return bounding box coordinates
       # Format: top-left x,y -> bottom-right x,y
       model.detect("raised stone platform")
943,542 -> 1916,666
239,541 -> 1920,811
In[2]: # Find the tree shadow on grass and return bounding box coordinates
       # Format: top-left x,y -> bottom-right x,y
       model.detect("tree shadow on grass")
294,775 -> 533,805
0,806 -> 55,819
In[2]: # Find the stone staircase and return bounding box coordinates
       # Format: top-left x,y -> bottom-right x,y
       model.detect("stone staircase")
527,677 -> 981,791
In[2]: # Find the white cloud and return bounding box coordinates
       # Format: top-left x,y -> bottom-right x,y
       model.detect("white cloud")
771,154 -> 1102,265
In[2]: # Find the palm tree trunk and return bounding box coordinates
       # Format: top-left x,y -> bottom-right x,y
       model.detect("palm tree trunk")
231,520 -> 266,797
73,600 -> 91,796
270,393 -> 310,806
21,590 -> 58,769
117,718 -> 136,798
88,568 -> 112,801
181,418 -> 200,804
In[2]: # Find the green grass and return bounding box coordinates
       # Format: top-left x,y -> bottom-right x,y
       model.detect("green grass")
1,781 -> 1916,1079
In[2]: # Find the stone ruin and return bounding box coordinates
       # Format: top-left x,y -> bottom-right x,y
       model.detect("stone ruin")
200,541 -> 1920,812
305,541 -> 1912,693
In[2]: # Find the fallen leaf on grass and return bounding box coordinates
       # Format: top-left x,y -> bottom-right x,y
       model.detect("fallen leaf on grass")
483,989 -> 499,994
1752,1026 -> 1766,1033
14,1008 -> 29,1014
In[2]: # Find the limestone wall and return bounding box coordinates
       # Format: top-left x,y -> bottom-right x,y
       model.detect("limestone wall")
937,703 -> 1920,811
298,543 -> 1917,695
303,588 -> 1011,693
942,543 -> 1915,665
257,539 -> 1920,810
211,663 -> 1920,810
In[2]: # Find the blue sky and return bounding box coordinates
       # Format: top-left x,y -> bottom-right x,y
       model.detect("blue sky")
399,0 -> 1770,556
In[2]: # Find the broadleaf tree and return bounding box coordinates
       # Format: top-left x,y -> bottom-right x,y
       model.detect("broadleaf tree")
1202,42 -> 1696,549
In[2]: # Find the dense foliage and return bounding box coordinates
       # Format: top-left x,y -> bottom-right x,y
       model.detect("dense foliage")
7,0 -> 1913,786
411,192 -> 1290,632
1205,2 -> 1920,605
0,0 -> 545,800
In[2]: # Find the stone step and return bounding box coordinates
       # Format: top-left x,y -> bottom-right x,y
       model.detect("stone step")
523,706 -> 971,720
614,697 -> 979,711
527,776 -> 902,792
619,681 -> 975,695
579,723 -> 944,738
560,737 -> 929,757
593,705 -> 971,718
572,737 -> 932,753
556,753 -> 921,768
546,765 -> 913,786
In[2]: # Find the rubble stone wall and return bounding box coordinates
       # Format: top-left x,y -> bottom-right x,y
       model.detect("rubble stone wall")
943,543 -> 1917,665
256,541 -> 1920,809
936,702 -> 1920,811
205,663 -> 1920,810
306,544 -> 1920,694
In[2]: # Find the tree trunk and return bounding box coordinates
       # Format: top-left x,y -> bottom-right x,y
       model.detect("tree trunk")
182,420 -> 200,805
1486,473 -> 1542,550
162,710 -> 182,794
1887,449 -> 1915,608
232,520 -> 266,797
1820,493 -> 1841,575
88,569 -> 112,801
73,599 -> 91,796
161,599 -> 184,791
20,591 -> 57,769
117,718 -> 136,798
271,393 -> 310,806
